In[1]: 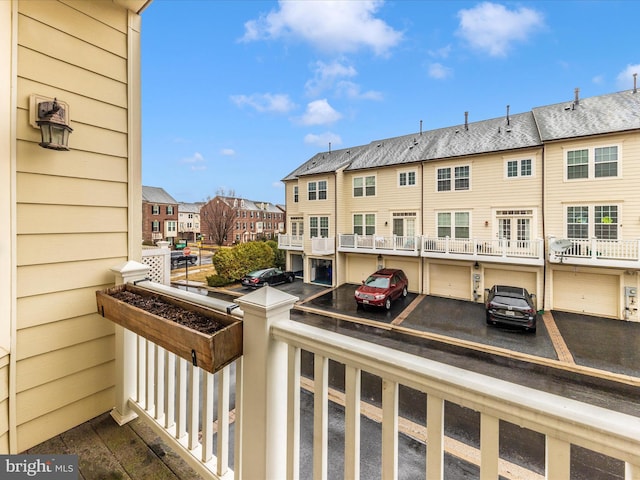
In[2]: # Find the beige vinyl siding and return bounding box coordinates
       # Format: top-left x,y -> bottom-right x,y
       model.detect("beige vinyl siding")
340,167 -> 422,237
0,359 -> 8,452
423,150 -> 542,239
13,0 -> 135,450
544,134 -> 640,240
298,175 -> 334,251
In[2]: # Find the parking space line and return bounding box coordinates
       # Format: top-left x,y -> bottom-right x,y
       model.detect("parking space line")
391,294 -> 426,326
542,311 -> 575,364
297,286 -> 339,305
299,376 -> 543,480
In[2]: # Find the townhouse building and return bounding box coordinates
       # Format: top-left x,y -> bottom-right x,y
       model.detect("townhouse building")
201,196 -> 286,246
177,201 -> 202,243
141,185 -> 178,245
280,88 -> 640,321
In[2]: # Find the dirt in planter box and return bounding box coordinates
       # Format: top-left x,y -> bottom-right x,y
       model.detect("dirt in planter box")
111,290 -> 224,335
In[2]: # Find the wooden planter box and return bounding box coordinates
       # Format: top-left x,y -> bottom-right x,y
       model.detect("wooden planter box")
96,283 -> 242,374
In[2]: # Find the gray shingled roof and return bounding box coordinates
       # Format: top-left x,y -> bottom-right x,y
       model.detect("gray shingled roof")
284,89 -> 640,178
142,185 -> 178,204
532,89 -> 640,141
178,202 -> 200,213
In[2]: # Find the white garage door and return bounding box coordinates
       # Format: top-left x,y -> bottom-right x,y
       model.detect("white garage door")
429,263 -> 471,300
384,258 -> 419,293
346,255 -> 378,285
553,270 -> 619,318
484,269 -> 537,295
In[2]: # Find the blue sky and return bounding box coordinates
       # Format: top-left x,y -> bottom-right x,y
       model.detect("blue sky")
141,1 -> 640,205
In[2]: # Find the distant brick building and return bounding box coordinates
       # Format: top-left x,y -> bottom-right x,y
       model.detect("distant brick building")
142,186 -> 178,245
200,196 -> 286,246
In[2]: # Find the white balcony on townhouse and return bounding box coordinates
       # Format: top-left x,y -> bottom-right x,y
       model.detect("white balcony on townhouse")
548,236 -> 640,269
422,236 -> 545,266
105,250 -> 640,480
311,236 -> 335,255
278,234 -> 304,251
338,234 -> 421,256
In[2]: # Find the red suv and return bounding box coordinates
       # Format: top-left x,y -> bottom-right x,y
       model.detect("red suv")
355,269 -> 409,310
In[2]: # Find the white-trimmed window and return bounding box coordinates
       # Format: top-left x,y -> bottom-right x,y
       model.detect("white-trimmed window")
309,216 -> 329,238
152,221 -> 160,232
166,205 -> 174,215
567,205 -> 618,240
152,205 -> 160,215
437,212 -> 469,238
353,214 -> 375,236
308,180 -> 327,201
437,166 -> 470,191
399,170 -> 416,187
506,158 -> 533,178
393,212 -> 416,237
566,145 -> 619,180
353,175 -> 376,197
293,186 -> 299,203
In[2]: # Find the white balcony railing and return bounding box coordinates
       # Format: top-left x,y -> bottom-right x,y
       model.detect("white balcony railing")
338,234 -> 420,256
278,234 -> 304,250
423,236 -> 544,264
110,261 -> 640,480
311,236 -> 334,255
549,237 -> 640,267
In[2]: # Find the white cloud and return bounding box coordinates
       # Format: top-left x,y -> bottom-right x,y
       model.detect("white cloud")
220,148 -> 236,156
428,45 -> 452,59
272,181 -> 285,189
304,131 -> 343,148
230,93 -> 296,113
305,60 -> 357,96
428,63 -> 453,80
616,64 -> 640,90
457,2 -> 544,57
299,99 -> 342,126
335,81 -> 383,100
241,0 -> 403,56
592,75 -> 605,85
179,152 -> 207,171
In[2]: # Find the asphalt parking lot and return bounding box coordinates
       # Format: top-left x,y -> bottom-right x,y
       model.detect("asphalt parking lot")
222,280 -> 640,380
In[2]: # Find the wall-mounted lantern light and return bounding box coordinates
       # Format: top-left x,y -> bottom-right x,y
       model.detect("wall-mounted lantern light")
29,95 -> 72,151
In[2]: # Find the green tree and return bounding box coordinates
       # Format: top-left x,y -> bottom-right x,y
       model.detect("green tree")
266,240 -> 285,269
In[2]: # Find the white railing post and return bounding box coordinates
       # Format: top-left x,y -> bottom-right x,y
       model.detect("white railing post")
109,260 -> 150,425
237,286 -> 298,480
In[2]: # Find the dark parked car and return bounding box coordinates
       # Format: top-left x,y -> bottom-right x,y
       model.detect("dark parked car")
171,250 -> 197,267
485,285 -> 538,333
355,268 -> 408,310
241,268 -> 295,288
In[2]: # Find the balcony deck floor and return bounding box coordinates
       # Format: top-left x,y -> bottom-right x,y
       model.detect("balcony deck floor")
25,412 -> 203,480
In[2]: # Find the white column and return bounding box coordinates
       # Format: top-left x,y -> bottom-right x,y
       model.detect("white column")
237,286 -> 298,480
109,261 -> 150,425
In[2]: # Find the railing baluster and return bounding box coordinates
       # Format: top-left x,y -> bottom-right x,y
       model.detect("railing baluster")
426,394 -> 444,480
146,340 -> 155,414
480,413 -> 499,480
176,357 -> 187,440
155,346 -> 165,422
187,363 -> 200,450
546,436 -> 570,479
344,365 -> 361,480
314,354 -> 328,480
202,371 -> 214,463
234,357 -> 244,480
216,365 -> 230,477
164,351 -> 175,429
382,379 -> 399,480
137,335 -> 146,407
287,346 -> 301,480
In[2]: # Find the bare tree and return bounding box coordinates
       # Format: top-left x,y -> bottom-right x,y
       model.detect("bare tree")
200,189 -> 237,246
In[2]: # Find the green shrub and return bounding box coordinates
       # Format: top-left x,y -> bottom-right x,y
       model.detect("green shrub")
206,274 -> 232,287
211,241 -> 275,280
266,240 -> 285,269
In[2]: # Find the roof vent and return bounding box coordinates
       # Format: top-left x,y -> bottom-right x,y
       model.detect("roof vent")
506,105 -> 510,126
464,111 -> 469,131
574,87 -> 580,105
634,73 -> 638,94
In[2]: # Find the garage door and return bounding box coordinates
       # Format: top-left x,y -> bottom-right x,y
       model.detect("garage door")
553,270 -> 618,318
484,269 -> 537,296
429,263 -> 471,299
385,258 -> 419,293
346,255 -> 378,285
